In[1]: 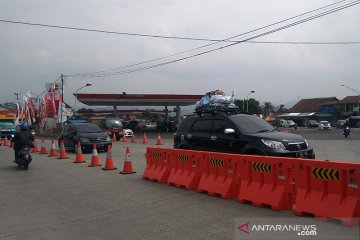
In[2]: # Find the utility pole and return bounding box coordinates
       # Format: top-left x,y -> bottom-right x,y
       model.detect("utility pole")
60,74 -> 64,128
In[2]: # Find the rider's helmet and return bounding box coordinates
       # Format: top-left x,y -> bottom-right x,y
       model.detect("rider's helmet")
20,121 -> 29,130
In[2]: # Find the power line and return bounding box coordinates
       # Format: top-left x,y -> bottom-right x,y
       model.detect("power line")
66,0 -> 360,78
67,0 -> 356,77
1,18 -> 359,45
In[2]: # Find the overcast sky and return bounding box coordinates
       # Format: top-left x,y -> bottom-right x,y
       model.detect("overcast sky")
1,0 -> 359,108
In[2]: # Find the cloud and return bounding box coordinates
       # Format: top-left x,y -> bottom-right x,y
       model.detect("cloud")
0,0 -> 359,105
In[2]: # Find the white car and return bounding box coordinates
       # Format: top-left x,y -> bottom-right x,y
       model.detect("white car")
287,120 -> 296,128
123,129 -> 134,137
318,121 -> 332,130
144,122 -> 157,130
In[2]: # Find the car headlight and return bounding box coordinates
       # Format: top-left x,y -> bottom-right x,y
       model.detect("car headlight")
261,139 -> 286,150
79,137 -> 90,143
304,139 -> 309,147
106,136 -> 111,141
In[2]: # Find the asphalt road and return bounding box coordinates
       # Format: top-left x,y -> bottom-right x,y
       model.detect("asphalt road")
292,127 -> 360,162
0,130 -> 359,240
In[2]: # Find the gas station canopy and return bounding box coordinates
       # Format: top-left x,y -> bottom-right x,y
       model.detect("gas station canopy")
74,93 -> 204,107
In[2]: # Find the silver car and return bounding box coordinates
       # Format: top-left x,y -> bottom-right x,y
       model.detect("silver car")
318,121 -> 332,130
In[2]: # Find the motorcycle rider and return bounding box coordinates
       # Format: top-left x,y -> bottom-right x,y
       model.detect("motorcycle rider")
12,122 -> 34,162
343,119 -> 350,135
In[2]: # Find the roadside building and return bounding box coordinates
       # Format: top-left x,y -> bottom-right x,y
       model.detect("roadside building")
337,95 -> 360,117
277,97 -> 339,127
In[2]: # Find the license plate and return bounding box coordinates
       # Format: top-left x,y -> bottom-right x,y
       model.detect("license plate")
296,152 -> 307,158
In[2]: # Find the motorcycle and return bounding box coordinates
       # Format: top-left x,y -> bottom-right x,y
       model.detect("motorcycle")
343,126 -> 350,138
15,145 -> 32,170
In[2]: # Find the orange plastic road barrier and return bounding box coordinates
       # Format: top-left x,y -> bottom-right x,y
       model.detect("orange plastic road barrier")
112,133 -> 117,142
48,140 -> 57,157
73,142 -> 85,163
142,132 -> 148,144
293,159 -> 360,226
237,155 -> 296,211
197,152 -> 239,199
57,140 -> 69,159
4,136 -> 10,146
102,145 -> 117,170
120,147 -> 136,174
121,135 -> 127,142
143,147 -> 171,183
131,135 -> 137,143
156,133 -> 163,145
32,138 -> 39,153
88,144 -> 101,167
39,139 -> 47,154
167,149 -> 200,190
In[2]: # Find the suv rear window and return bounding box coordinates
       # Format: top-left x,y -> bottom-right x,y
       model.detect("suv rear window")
213,120 -> 229,134
177,118 -> 195,133
104,119 -> 123,127
191,119 -> 212,133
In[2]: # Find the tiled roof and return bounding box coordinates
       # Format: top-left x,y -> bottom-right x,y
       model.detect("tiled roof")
321,100 -> 339,105
290,97 -> 338,113
339,95 -> 360,104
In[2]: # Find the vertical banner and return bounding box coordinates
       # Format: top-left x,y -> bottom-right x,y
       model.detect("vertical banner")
27,92 -> 36,123
15,100 -> 21,125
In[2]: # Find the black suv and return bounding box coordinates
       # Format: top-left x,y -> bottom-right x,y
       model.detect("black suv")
100,118 -> 124,140
174,112 -> 315,158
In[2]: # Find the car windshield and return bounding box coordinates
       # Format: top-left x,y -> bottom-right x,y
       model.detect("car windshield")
0,123 -> 15,130
320,121 -> 329,124
105,119 -> 123,127
76,124 -> 102,133
229,114 -> 275,134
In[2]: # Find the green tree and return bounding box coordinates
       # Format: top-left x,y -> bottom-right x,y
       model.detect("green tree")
276,104 -> 288,113
262,102 -> 275,116
235,98 -> 261,114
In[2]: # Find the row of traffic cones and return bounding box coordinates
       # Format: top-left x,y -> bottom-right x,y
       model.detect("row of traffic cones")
45,138 -> 135,174
110,132 -> 163,145
0,136 -> 41,150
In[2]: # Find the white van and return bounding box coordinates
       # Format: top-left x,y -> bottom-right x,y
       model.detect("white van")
279,119 -> 289,128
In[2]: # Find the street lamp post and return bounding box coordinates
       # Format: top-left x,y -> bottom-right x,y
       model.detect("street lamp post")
74,83 -> 92,116
341,84 -> 360,95
14,92 -> 20,100
246,90 -> 255,112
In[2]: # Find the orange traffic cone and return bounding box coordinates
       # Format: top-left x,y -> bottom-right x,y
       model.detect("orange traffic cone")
131,134 -> 137,143
120,147 -> 136,174
142,132 -> 148,144
102,145 -> 117,170
48,139 -> 57,157
39,138 -> 47,154
88,144 -> 101,167
112,133 -> 117,142
156,133 -> 163,145
73,142 -> 85,163
32,138 -> 39,153
4,136 -> 10,146
57,140 -> 69,159
121,135 -> 127,142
